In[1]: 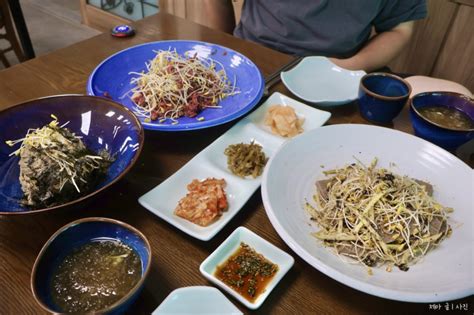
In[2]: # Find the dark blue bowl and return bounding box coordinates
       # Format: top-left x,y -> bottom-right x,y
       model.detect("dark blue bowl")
31,217 -> 152,314
410,91 -> 474,150
0,95 -> 144,214
87,40 -> 264,131
358,73 -> 411,123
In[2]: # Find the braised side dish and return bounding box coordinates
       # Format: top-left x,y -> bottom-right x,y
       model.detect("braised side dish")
174,178 -> 228,226
304,159 -> 452,272
129,50 -> 238,122
215,242 -> 278,302
264,105 -> 304,137
50,240 -> 141,313
224,141 -> 268,178
6,116 -> 113,209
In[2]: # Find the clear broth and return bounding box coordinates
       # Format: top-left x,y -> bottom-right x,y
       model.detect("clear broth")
418,106 -> 474,129
50,240 -> 141,313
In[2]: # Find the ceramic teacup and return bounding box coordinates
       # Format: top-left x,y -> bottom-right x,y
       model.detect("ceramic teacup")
358,73 -> 412,123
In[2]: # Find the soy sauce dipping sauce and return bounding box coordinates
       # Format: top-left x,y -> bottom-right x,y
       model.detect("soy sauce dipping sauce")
418,106 -> 474,130
50,240 -> 141,313
215,242 -> 278,302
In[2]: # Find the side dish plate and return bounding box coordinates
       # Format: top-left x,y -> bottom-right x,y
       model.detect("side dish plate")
199,227 -> 294,309
281,56 -> 365,106
152,286 -> 242,315
138,92 -> 331,240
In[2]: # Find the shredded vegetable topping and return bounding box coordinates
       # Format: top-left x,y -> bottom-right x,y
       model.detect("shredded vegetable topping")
128,50 -> 238,122
304,158 -> 453,272
6,115 -> 113,207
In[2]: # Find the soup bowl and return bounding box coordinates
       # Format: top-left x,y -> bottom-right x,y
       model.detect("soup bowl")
0,95 -> 144,215
410,91 -> 474,150
31,217 -> 152,314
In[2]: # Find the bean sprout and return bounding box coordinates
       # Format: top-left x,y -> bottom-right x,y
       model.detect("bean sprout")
127,50 -> 238,122
305,158 -> 453,272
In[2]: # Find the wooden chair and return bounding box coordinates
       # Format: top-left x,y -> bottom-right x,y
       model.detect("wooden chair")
0,0 -> 26,68
160,0 -> 243,33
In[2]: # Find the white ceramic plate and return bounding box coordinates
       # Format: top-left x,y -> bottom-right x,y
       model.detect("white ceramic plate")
281,56 -> 366,106
139,92 -> 331,240
199,227 -> 294,309
152,286 -> 242,315
261,124 -> 473,302
405,75 -> 473,98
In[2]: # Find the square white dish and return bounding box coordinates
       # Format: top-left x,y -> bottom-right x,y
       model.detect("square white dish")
152,286 -> 242,315
138,92 -> 331,240
199,226 -> 294,309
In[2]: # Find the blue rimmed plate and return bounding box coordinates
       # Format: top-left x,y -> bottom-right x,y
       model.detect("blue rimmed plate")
87,40 -> 264,131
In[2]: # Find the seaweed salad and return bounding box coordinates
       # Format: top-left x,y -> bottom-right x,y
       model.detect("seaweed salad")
6,115 -> 114,209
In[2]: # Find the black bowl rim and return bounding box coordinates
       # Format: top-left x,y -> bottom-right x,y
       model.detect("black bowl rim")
410,91 -> 474,132
360,72 -> 412,101
30,217 -> 152,314
0,94 -> 145,215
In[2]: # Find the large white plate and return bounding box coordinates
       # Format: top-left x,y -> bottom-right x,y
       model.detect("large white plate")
139,92 -> 331,240
261,124 -> 473,302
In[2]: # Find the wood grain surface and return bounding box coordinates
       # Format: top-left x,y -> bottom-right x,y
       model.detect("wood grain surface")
432,4 -> 474,90
0,13 -> 471,315
388,0 -> 458,76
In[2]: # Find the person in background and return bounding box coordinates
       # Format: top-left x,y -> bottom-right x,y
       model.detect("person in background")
202,0 -> 427,72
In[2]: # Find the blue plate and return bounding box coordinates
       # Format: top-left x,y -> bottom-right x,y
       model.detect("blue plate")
0,95 -> 144,214
87,40 -> 265,131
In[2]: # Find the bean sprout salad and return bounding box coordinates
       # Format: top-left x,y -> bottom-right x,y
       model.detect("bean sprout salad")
128,50 -> 238,123
305,159 -> 453,272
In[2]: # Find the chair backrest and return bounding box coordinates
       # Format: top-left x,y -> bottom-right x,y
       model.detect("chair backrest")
0,0 -> 26,67
160,0 -> 243,32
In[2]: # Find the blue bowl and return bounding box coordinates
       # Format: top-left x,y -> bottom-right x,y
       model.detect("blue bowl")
358,73 -> 411,123
410,91 -> 474,150
87,40 -> 264,131
31,217 -> 152,314
0,95 -> 144,214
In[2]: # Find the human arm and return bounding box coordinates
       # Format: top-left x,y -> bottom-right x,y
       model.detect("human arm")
330,21 -> 415,72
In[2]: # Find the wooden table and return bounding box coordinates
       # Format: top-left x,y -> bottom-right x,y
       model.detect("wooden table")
0,13 -> 471,314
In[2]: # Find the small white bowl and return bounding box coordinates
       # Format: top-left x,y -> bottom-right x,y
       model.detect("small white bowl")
199,227 -> 294,309
152,286 -> 242,315
281,56 -> 366,106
